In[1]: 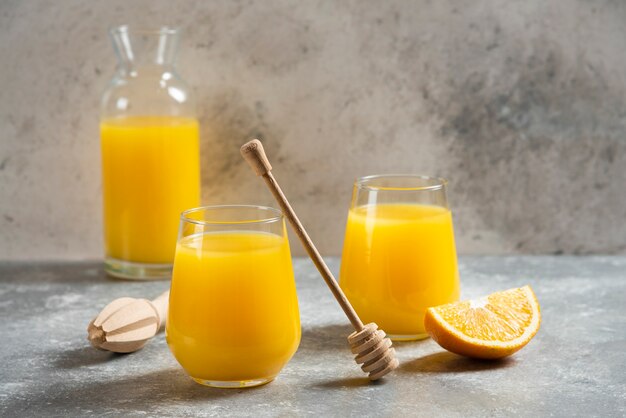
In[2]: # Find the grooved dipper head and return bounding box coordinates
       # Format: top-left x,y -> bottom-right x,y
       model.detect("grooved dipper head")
348,323 -> 399,380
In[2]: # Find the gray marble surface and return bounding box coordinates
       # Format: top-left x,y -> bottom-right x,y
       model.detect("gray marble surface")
0,257 -> 625,417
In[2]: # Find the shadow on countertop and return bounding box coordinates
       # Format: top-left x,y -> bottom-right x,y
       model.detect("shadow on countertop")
52,346 -> 127,369
307,351 -> 514,390
5,367 -> 249,415
398,351 -> 516,374
312,376 -> 385,389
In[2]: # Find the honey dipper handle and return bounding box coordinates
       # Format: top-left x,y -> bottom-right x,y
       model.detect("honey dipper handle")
150,290 -> 170,329
241,139 -> 364,331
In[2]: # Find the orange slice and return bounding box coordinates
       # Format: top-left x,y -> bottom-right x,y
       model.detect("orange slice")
424,286 -> 541,359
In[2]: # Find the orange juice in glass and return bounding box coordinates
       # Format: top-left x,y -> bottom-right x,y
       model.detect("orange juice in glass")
166,205 -> 301,388
340,175 -> 460,341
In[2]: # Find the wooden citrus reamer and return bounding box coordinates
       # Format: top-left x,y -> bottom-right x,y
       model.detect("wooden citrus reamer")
241,139 -> 398,380
87,291 -> 169,353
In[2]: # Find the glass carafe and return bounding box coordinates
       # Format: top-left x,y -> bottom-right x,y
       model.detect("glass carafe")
100,26 -> 201,280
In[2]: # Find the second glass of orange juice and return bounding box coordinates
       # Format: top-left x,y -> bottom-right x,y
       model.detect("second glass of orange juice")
340,175 -> 460,341
166,205 -> 301,388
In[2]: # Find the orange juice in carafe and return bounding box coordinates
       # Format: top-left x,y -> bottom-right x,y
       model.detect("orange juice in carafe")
100,116 -> 200,266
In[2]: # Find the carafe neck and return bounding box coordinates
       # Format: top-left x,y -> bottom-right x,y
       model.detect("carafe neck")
109,25 -> 179,74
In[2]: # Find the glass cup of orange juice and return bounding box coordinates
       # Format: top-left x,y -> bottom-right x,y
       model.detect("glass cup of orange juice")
166,205 -> 301,388
339,175 -> 460,341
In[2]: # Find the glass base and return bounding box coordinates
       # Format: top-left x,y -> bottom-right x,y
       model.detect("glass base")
191,376 -> 275,388
104,257 -> 172,280
388,332 -> 430,342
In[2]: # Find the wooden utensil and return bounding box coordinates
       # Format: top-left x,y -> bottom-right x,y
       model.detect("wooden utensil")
87,290 -> 169,353
240,139 -> 398,380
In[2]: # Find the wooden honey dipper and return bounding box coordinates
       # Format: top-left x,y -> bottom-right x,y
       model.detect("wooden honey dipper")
240,139 -> 399,380
87,291 -> 169,353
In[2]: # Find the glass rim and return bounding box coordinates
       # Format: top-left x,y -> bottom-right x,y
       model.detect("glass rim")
180,205 -> 283,226
109,25 -> 180,36
355,174 -> 448,192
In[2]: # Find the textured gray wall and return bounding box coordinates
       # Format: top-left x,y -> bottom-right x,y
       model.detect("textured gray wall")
1,0 -> 625,260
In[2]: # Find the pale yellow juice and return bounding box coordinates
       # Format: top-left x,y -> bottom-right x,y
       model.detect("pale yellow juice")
340,203 -> 460,339
100,116 -> 200,264
166,231 -> 301,383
